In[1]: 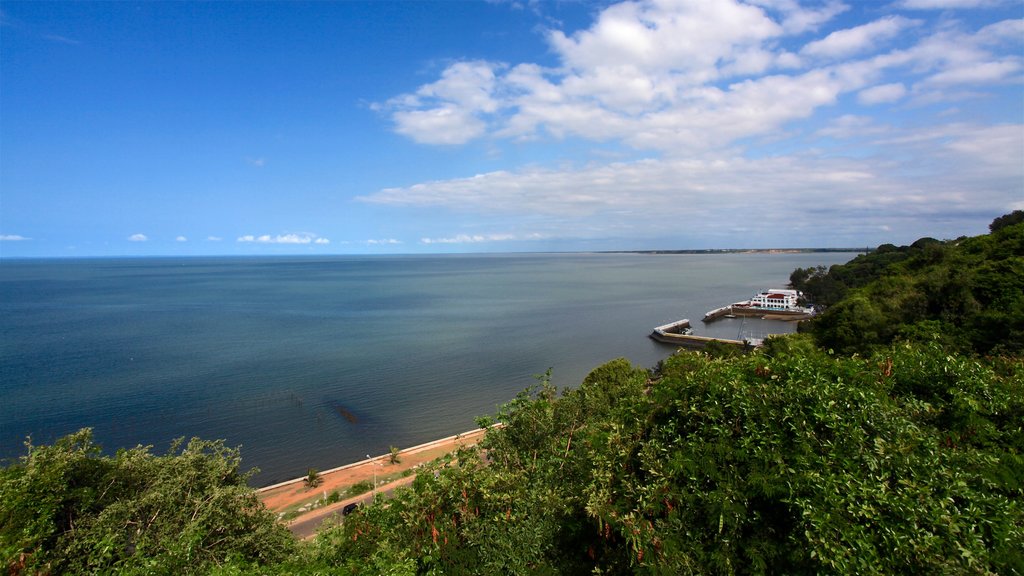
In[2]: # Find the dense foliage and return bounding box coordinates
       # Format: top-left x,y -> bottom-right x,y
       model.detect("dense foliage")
793,211 -> 1024,355
297,342 -> 1022,574
0,431 -> 294,575
4,213 -> 1021,574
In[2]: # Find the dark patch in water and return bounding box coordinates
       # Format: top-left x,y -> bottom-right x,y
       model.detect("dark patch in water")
334,405 -> 359,424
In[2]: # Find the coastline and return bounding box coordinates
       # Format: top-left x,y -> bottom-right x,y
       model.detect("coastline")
2,252 -> 861,486
258,426 -> 487,494
258,426 -> 491,535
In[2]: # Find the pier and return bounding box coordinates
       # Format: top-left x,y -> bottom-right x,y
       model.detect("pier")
649,319 -> 751,350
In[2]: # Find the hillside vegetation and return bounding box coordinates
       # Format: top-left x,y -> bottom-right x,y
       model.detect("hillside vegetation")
3,213 -> 1022,574
792,210 -> 1024,356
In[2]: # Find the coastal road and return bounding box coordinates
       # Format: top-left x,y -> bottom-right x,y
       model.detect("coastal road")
260,426 -> 496,539
287,476 -> 415,539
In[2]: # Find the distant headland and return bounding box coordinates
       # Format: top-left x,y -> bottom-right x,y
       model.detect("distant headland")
602,247 -> 869,255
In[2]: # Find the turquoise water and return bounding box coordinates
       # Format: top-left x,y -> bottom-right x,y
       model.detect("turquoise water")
0,253 -> 855,485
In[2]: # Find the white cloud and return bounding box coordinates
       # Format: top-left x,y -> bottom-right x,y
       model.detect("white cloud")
901,22 -> 1023,95
745,0 -> 849,34
420,233 -> 521,244
942,123 -> 1024,171
384,0 -> 842,149
976,19 -> 1024,45
801,16 -> 916,59
385,61 -> 502,145
369,0 -> 1021,244
176,236 -> 188,242
858,82 -> 908,104
128,233 -> 148,242
899,0 -> 1008,8
377,2 -> 961,153
207,236 -> 223,241
365,238 -> 403,245
361,120 -> 1022,243
392,106 -> 488,145
416,61 -> 502,113
237,233 -> 331,244
549,0 -> 783,75
816,114 -> 891,138
0,234 -> 30,241
924,59 -> 1020,86
376,0 -> 1022,160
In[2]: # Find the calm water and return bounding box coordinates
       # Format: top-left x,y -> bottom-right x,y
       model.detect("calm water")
0,253 -> 855,485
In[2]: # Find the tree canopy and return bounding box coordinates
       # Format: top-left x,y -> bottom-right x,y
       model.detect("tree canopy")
1,431 -> 294,575
794,213 -> 1024,355
298,341 -> 1022,574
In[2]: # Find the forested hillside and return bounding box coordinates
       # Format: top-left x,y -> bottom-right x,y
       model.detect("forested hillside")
792,210 -> 1024,355
3,214 -> 1022,575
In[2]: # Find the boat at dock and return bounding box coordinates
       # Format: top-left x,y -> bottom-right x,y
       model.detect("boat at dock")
703,289 -> 814,322
651,319 -> 694,337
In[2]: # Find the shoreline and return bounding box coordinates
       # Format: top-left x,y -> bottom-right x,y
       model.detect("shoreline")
256,426 -> 488,493
257,426 -> 493,534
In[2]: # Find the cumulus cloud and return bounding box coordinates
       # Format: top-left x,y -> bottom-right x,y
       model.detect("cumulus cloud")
237,233 -> 331,244
364,238 -> 403,245
128,233 -> 148,242
376,1 -> 1019,157
207,236 -> 223,241
368,0 -> 1021,244
392,107 -> 488,145
0,234 -> 30,241
176,236 -> 188,242
383,61 -> 502,145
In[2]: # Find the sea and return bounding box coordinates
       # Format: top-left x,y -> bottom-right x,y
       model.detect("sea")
0,252 -> 857,486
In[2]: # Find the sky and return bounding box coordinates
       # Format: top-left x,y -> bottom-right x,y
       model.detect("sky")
1,0 -> 1021,257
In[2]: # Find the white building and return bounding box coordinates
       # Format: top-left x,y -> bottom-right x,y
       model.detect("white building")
748,289 -> 801,310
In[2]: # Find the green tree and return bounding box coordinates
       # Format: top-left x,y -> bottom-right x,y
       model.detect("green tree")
0,430 -> 294,575
990,209 -> 1024,232
303,341 -> 1022,574
804,212 -> 1024,355
304,468 -> 323,489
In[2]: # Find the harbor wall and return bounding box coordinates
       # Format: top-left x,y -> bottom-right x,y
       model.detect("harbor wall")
649,319 -> 751,350
649,331 -> 749,349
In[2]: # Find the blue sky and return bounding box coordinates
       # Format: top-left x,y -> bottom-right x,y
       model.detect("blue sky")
1,0 -> 1021,256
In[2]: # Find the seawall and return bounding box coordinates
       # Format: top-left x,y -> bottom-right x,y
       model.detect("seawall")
649,330 -> 749,349
649,319 -> 750,350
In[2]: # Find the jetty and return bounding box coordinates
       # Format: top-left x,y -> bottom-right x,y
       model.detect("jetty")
649,319 -> 750,350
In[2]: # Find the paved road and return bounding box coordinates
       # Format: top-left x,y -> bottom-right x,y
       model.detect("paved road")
287,476 -> 414,539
